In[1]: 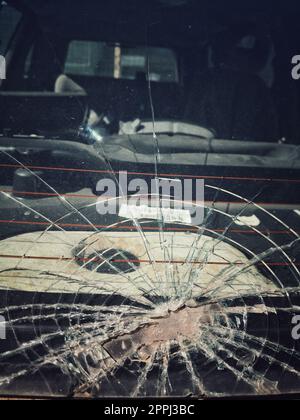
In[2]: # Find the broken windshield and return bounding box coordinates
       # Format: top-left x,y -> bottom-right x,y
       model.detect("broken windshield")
0,0 -> 299,400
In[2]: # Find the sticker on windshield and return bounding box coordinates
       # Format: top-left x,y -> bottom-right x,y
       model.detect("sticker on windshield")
235,215 -> 261,227
119,204 -> 192,224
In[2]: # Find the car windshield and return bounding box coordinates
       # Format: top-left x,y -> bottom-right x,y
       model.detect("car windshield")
0,0 -> 299,401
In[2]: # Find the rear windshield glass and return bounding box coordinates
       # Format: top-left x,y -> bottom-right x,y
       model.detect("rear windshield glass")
0,0 -> 299,402
65,41 -> 178,82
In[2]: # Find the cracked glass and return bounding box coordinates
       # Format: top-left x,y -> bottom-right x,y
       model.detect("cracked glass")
0,0 -> 299,399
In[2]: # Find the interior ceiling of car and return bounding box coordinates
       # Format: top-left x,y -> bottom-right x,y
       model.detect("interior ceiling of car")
7,0 -> 215,47
9,0 -> 300,15
7,0 -> 300,48
0,2 -> 252,49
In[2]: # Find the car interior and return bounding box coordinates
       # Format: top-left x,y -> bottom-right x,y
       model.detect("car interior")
1,0 -> 300,145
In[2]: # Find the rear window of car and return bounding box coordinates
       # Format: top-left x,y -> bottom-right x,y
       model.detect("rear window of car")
64,40 -> 179,83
